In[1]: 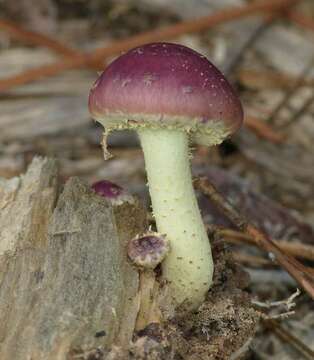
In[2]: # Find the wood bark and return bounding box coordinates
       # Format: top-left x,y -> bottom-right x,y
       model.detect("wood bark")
0,157 -> 147,359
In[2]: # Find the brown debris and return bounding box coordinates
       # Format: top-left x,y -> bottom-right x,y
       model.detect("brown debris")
244,116 -> 285,143
127,239 -> 258,360
222,229 -> 314,262
0,19 -> 82,58
0,0 -> 299,92
194,177 -> 314,300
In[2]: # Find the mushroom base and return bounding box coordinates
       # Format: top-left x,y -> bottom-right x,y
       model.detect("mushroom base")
108,236 -> 259,359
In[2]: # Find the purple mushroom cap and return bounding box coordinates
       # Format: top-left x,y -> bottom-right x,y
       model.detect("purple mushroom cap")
89,42 -> 243,145
92,179 -> 123,198
128,232 -> 170,269
92,179 -> 134,206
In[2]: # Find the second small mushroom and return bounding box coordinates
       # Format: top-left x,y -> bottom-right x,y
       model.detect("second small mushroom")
89,42 -> 243,310
92,179 -> 134,206
128,232 -> 170,329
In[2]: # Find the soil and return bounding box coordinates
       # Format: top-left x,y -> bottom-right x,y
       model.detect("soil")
107,237 -> 259,360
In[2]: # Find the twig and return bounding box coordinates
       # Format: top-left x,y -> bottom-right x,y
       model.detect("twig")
263,318 -> 314,360
232,251 -> 274,267
237,69 -> 314,89
267,58 -> 314,125
0,19 -> 82,58
0,18 -> 102,71
194,177 -> 314,299
220,228 -> 314,262
279,92 -> 314,129
244,116 -> 285,143
223,13 -> 276,75
287,10 -> 314,32
0,0 -> 299,92
252,289 -> 300,310
263,311 -> 296,320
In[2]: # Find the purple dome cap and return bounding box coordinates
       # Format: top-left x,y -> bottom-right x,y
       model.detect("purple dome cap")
92,179 -> 123,198
89,42 -> 243,145
128,232 -> 170,269
92,179 -> 134,206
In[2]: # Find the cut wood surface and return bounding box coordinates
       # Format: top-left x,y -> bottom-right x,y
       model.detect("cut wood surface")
0,157 -> 147,359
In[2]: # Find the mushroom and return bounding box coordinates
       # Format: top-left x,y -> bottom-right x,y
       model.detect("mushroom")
128,232 -> 170,329
128,232 -> 170,269
92,179 -> 134,206
89,42 -> 243,310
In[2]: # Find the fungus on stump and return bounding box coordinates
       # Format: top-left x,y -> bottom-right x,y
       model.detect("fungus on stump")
92,179 -> 135,206
89,42 -> 243,310
128,232 -> 170,329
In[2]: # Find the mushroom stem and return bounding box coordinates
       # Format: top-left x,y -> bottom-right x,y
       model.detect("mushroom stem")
136,270 -> 161,330
138,128 -> 213,310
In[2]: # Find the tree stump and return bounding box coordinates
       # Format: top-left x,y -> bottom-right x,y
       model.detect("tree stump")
0,157 -> 147,359
0,157 -> 258,359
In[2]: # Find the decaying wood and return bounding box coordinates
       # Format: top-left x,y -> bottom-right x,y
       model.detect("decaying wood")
0,158 -> 260,360
0,157 -> 147,359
